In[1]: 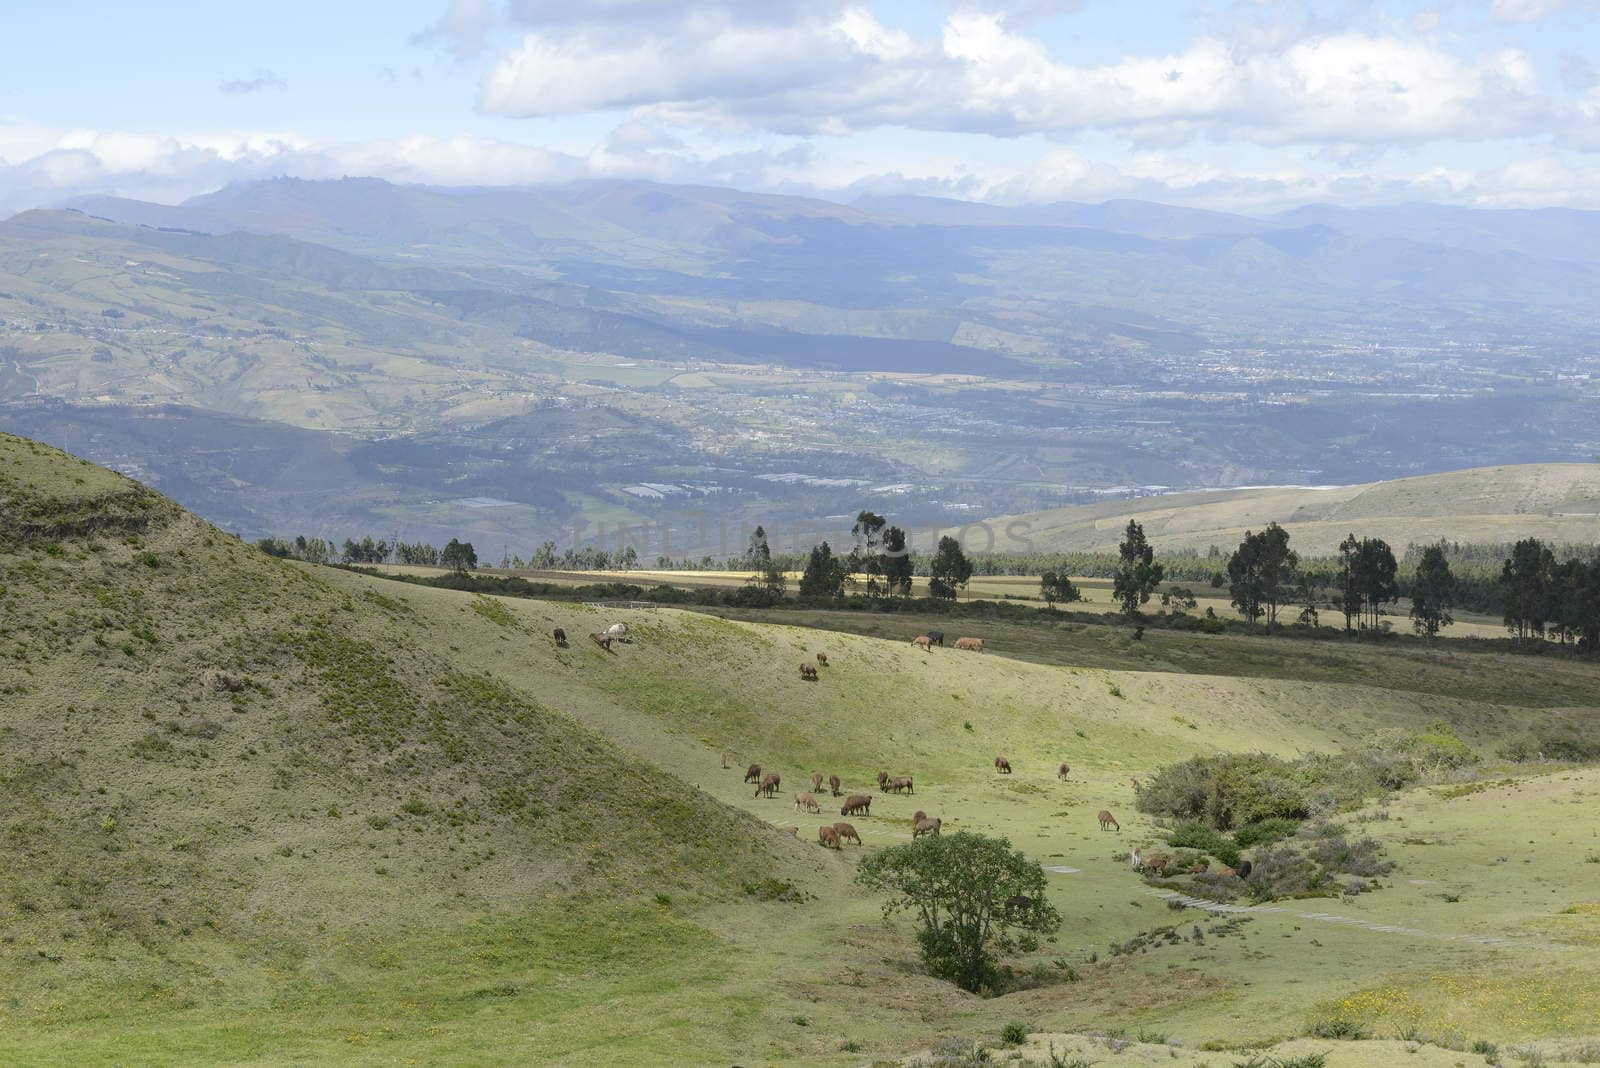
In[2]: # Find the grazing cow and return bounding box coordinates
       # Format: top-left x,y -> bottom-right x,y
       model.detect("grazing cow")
1142,852 -> 1171,876
818,825 -> 842,849
912,634 -> 934,651
793,792 -> 821,814
553,627 -> 567,646
589,632 -> 614,652
840,794 -> 872,817
1098,809 -> 1120,831
926,630 -> 945,647
1189,860 -> 1210,875
1057,762 -> 1071,780
833,822 -> 862,846
756,772 -> 782,799
994,756 -> 1012,774
888,776 -> 914,794
876,770 -> 890,791
605,622 -> 629,641
1237,859 -> 1253,880
912,810 -> 927,826
816,652 -> 829,667
800,663 -> 818,680
1004,894 -> 1033,913
744,763 -> 762,784
913,817 -> 942,838
828,774 -> 841,797
1213,865 -> 1237,878
954,637 -> 985,652
810,771 -> 824,794
779,825 -> 799,837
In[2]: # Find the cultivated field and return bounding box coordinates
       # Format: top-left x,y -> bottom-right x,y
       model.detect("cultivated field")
972,463 -> 1600,555
5,433 -> 1600,1065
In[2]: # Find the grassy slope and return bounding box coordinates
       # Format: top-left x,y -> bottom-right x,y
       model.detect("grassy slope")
0,432 -> 820,1065
7,433 -> 1600,1064
975,462 -> 1600,555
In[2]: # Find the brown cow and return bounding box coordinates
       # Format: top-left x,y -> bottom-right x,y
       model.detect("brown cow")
994,756 -> 1012,774
840,794 -> 872,817
818,825 -> 841,849
553,627 -> 567,646
1098,809 -> 1120,831
744,763 -> 762,784
589,632 -> 614,652
913,817 -> 942,837
888,776 -> 914,794
755,772 -> 781,799
828,774 -> 841,797
793,792 -> 821,814
1057,762 -> 1071,780
954,636 -> 985,651
876,770 -> 890,791
1004,894 -> 1033,913
1141,852 -> 1172,876
779,825 -> 799,837
832,822 -> 862,846
800,663 -> 818,680
810,771 -> 824,794
816,652 -> 828,667
912,635 -> 934,651
912,810 -> 927,825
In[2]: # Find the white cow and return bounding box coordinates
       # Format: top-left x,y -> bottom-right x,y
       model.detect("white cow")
604,622 -> 629,642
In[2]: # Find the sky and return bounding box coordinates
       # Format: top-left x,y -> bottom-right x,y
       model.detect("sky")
2,0 -> 1600,215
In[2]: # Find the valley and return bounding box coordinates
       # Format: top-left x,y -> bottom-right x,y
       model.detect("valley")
5,432 -> 1600,1065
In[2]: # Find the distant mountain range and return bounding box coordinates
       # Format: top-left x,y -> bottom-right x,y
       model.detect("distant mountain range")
3,176 -> 1598,547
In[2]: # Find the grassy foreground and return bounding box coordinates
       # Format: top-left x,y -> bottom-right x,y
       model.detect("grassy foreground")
6,432 -> 1600,1065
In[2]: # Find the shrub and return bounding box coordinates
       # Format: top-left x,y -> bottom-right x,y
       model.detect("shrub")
1167,821 -> 1243,868
1001,1021 -> 1028,1045
1137,753 -> 1310,830
1307,1018 -> 1370,1040
1233,817 -> 1301,849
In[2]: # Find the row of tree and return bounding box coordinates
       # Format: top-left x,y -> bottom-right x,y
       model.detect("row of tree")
258,534 -> 478,572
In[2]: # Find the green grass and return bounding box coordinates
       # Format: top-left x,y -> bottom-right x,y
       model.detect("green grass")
8,432 -> 1600,1065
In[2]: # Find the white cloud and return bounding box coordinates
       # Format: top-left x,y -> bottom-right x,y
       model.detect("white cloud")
219,70 -> 288,95
1489,0 -> 1569,22
474,8 -> 1559,151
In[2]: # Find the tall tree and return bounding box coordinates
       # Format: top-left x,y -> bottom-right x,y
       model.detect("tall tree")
927,536 -> 974,600
1254,522 -> 1298,628
1227,531 -> 1265,625
1336,533 -> 1363,634
1501,538 -> 1556,643
1354,538 -> 1399,631
1409,543 -> 1456,638
745,525 -> 772,567
848,511 -> 887,596
799,541 -> 848,600
1112,521 -> 1164,615
882,525 -> 914,597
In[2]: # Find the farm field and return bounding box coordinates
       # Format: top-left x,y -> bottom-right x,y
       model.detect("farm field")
975,463 -> 1600,556
5,432 -> 1600,1065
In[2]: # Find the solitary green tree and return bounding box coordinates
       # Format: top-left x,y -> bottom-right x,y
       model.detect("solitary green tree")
882,525 -> 914,597
1409,543 -> 1456,638
1227,532 -> 1264,625
848,511 -> 887,596
1112,521 -> 1164,615
855,832 -> 1061,993
927,536 -> 974,600
1501,537 -> 1556,643
1039,569 -> 1081,608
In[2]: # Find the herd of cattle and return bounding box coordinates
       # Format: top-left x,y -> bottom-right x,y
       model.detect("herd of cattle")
566,621 -> 1130,856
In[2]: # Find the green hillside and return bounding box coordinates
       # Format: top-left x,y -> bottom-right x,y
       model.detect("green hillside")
8,433 -> 1600,1065
975,462 -> 1600,555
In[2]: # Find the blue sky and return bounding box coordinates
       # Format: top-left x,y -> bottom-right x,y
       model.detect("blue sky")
2,0 -> 1599,214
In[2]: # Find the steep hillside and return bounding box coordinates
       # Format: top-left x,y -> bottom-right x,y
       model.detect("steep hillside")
974,462 -> 1600,555
0,432 -> 816,1063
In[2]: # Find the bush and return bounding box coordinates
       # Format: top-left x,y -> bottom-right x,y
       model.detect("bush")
1001,1021 -> 1028,1045
1233,817 -> 1301,849
1137,753 -> 1311,830
1167,821 -> 1243,868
